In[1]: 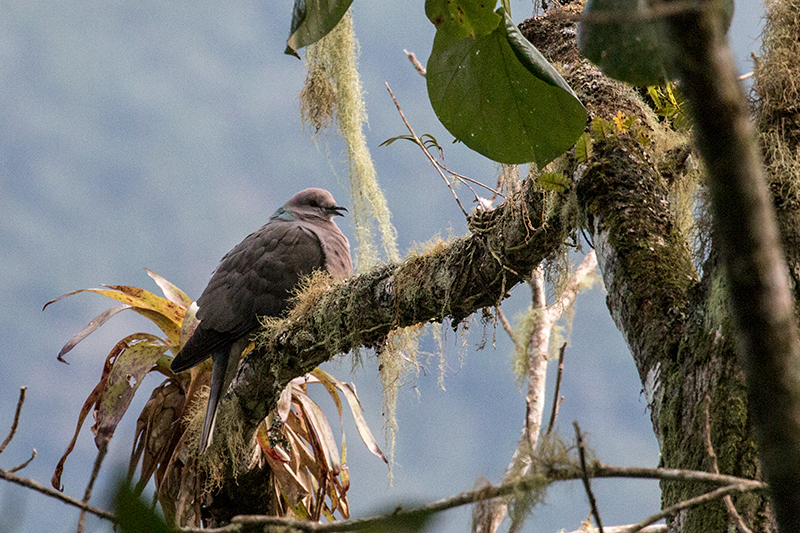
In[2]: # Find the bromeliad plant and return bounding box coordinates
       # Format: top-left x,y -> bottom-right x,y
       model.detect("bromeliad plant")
44,269 -> 386,527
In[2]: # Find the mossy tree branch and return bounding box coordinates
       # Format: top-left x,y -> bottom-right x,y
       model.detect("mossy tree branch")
230,177 -> 575,442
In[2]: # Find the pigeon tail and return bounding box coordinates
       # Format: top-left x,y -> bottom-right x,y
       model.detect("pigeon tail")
198,338 -> 250,453
199,348 -> 227,452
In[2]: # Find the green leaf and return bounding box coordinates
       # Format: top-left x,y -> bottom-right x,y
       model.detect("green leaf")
578,0 -> 734,86
380,133 -> 444,157
575,132 -> 593,162
591,116 -> 616,140
424,0 -> 501,39
537,172 -> 570,192
285,0 -> 354,57
427,8 -> 587,166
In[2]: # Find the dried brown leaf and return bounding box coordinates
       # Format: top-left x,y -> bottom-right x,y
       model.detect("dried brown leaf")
129,379 -> 186,494
257,423 -> 311,507
295,390 -> 341,475
51,333 -> 156,489
51,303 -> 131,362
338,382 -> 387,464
93,337 -> 168,447
45,286 -> 185,348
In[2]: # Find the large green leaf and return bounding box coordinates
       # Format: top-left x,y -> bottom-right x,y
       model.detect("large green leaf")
427,8 -> 587,166
424,0 -> 501,39
285,0 -> 354,57
578,0 -> 733,86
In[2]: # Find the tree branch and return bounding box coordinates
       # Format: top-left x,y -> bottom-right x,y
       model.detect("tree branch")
575,422 -> 604,533
179,463 -> 765,533
520,5 -> 775,528
77,441 -> 108,533
230,175 -> 575,442
621,483 -> 759,533
0,468 -> 115,523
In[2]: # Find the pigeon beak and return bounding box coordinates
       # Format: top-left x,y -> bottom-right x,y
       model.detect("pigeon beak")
332,205 -> 348,217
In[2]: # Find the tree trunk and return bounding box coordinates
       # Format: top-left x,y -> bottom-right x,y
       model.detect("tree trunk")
523,5 -> 779,531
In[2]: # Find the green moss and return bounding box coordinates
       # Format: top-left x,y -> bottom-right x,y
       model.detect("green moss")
304,12 -> 399,270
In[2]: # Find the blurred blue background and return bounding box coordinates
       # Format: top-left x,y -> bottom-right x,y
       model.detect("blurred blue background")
0,1 -> 764,532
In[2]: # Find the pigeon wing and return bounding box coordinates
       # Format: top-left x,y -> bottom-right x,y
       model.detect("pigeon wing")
171,220 -> 327,372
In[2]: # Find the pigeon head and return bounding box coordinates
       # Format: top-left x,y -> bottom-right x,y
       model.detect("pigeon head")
274,188 -> 348,221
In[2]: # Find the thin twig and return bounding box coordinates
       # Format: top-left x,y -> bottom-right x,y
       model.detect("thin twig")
567,526 -> 666,533
436,161 -> 505,198
703,398 -> 752,533
574,422 -> 604,533
77,441 -> 109,533
495,307 -> 517,347
0,468 -> 115,522
8,448 -> 36,473
0,387 -> 27,454
621,484 -> 759,533
403,49 -> 426,77
385,82 -> 469,216
546,344 -> 567,435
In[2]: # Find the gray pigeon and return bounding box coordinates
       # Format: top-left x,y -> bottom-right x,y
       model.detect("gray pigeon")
171,188 -> 352,452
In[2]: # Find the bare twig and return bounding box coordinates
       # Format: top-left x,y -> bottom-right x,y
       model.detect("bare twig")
622,483 -> 759,533
703,399 -> 752,533
403,49 -> 426,77
0,387 -> 27,454
0,468 -> 115,522
477,253 -> 597,533
8,448 -> 37,473
385,82 -> 469,216
546,343 -> 566,435
568,526 -> 666,533
77,441 -> 109,533
495,307 -> 517,347
524,268 -> 547,451
436,161 -> 505,199
575,422 -> 604,533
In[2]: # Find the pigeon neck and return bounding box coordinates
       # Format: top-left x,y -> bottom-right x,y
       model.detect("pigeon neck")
271,206 -> 296,221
